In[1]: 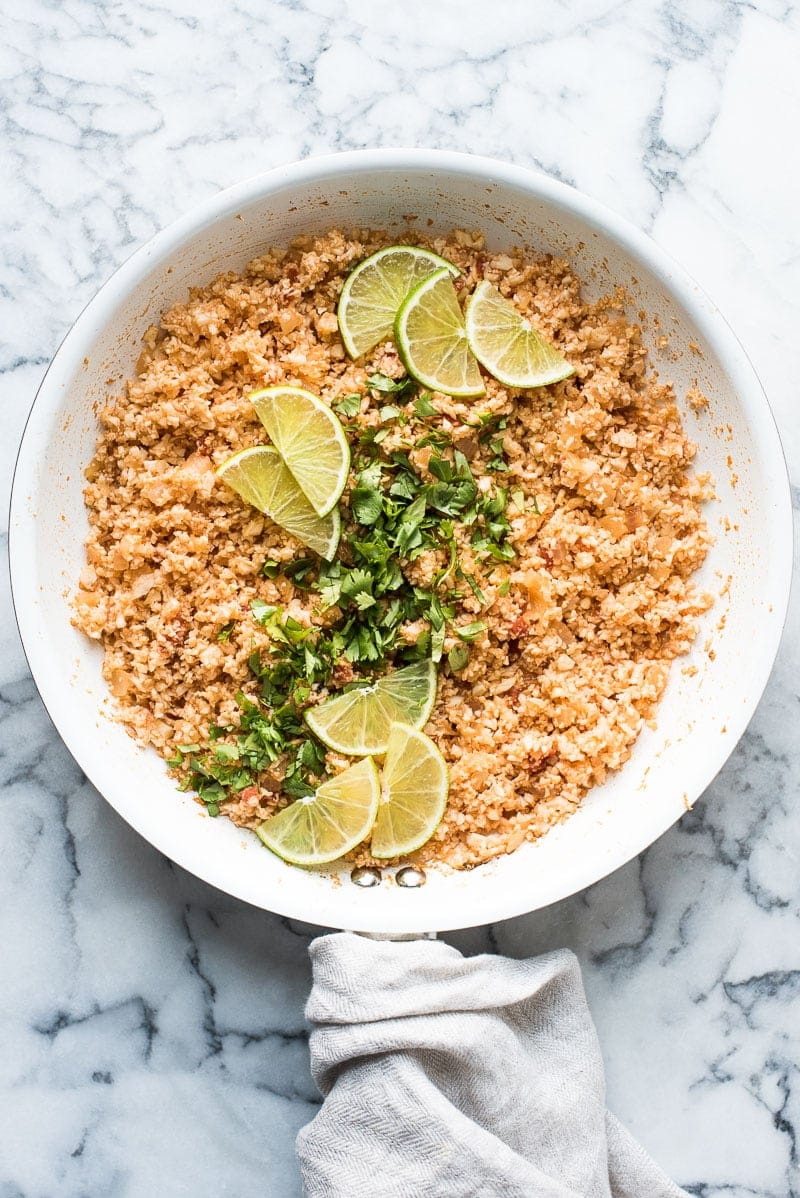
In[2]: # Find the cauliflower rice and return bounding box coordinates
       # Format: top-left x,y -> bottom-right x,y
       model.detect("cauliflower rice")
73,229 -> 713,870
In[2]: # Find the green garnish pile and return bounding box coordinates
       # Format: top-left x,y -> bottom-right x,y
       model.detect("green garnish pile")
171,373 -> 521,816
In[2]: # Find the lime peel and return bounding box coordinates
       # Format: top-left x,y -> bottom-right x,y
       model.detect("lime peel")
394,267 -> 485,398
371,724 -> 449,859
216,445 -> 341,560
250,385 -> 350,517
304,659 -> 437,756
465,280 -> 574,389
256,756 -> 380,866
338,245 -> 459,359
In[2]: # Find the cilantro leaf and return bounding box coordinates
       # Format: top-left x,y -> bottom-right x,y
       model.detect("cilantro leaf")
251,598 -> 279,625
341,568 -> 376,610
389,473 -> 417,500
395,494 -> 427,555
351,485 -> 383,525
448,644 -> 470,671
414,393 -> 437,418
334,393 -> 362,417
366,373 -> 417,399
455,620 -> 487,641
458,568 -> 487,605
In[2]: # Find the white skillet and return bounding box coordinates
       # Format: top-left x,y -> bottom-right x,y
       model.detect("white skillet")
9,150 -> 792,934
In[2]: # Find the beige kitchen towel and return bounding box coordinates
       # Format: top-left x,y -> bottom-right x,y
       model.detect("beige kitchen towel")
296,933 -> 688,1197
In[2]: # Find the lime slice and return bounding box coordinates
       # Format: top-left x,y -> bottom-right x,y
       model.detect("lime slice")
216,446 -> 340,560
394,267 -> 485,398
305,659 -> 437,756
371,724 -> 449,858
256,757 -> 380,866
337,245 -> 459,359
250,386 -> 350,517
465,280 -> 574,389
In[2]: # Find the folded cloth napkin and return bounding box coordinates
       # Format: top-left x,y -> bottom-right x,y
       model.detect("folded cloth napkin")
296,933 -> 688,1198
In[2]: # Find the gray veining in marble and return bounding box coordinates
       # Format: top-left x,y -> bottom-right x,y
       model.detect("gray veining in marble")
2,1 -> 799,1195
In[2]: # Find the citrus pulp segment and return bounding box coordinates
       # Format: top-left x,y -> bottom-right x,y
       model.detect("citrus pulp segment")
304,659 -> 437,756
337,245 -> 459,359
256,756 -> 380,866
216,445 -> 341,559
464,280 -> 574,389
394,267 -> 485,398
370,723 -> 449,858
250,385 -> 350,516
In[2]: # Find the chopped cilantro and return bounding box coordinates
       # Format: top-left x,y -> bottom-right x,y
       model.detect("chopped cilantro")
251,598 -> 279,625
208,723 -> 232,741
366,373 -> 417,399
414,393 -> 437,418
455,620 -> 487,641
416,427 -> 451,450
351,477 -> 384,525
448,644 -> 470,672
283,557 -> 316,588
458,567 -> 487,606
217,621 -> 235,642
334,393 -> 362,417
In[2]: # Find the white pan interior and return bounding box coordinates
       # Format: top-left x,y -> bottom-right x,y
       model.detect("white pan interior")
10,151 -> 792,934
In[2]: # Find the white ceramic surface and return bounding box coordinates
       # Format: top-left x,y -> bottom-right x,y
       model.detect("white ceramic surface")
9,149 -> 792,934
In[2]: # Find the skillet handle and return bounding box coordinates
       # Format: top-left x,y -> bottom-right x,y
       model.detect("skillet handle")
351,931 -> 437,941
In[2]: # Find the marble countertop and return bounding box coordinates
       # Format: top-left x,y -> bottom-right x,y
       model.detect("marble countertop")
2,2 -> 799,1194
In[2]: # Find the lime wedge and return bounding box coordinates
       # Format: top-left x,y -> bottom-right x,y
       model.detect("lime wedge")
394,267 -> 485,398
250,386 -> 350,517
465,280 -> 574,389
371,724 -> 449,858
256,757 -> 380,866
337,245 -> 459,359
305,659 -> 437,756
216,446 -> 340,560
